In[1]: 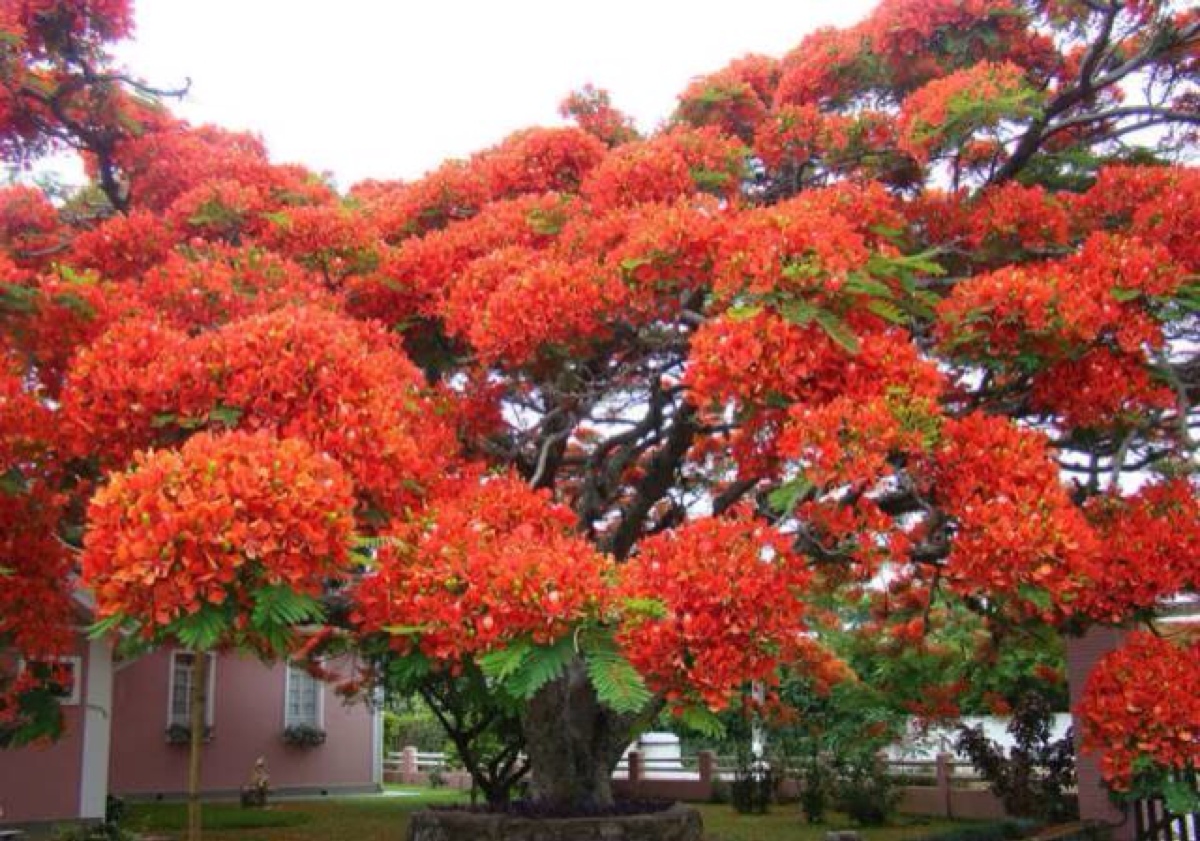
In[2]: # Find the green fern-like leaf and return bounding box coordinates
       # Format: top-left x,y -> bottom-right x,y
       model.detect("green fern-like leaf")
387,651 -> 432,691
584,645 -> 652,714
173,605 -> 229,651
478,639 -> 533,683
815,309 -> 860,355
867,299 -> 908,326
678,705 -> 725,739
251,586 -> 323,629
507,635 -> 576,699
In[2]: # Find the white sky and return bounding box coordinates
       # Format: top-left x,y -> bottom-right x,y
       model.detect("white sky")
116,0 -> 879,189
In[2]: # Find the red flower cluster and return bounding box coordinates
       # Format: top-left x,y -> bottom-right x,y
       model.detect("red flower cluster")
63,306 -> 452,516
69,210 -> 176,281
753,105 -> 852,171
1029,348 -> 1175,431
0,185 -> 63,269
581,127 -> 746,211
479,127 -> 607,198
559,84 -> 639,147
676,65 -> 771,142
1077,480 -> 1200,620
1075,165 -> 1200,272
713,195 -> 870,300
938,234 -> 1184,429
82,430 -> 356,631
898,62 -> 1036,163
1078,631 -> 1200,789
353,475 -> 614,661
934,414 -> 1098,607
618,515 -> 810,710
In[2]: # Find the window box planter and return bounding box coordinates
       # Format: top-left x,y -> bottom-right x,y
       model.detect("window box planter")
282,723 -> 327,747
165,723 -> 213,744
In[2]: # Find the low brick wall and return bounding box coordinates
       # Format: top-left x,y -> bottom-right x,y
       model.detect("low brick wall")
888,755 -> 1008,820
896,784 -> 1007,820
612,751 -> 716,802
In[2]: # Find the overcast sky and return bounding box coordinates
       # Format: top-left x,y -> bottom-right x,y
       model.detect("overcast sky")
115,1 -> 879,189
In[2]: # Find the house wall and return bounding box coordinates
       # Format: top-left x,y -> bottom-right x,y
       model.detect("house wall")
0,638 -> 91,825
1066,626 -> 1134,841
108,649 -> 377,798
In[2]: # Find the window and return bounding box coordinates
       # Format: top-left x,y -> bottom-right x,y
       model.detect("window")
21,656 -> 81,706
285,663 -> 323,728
168,652 -> 215,728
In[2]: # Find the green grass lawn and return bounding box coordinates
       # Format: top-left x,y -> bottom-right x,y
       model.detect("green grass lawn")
120,790 -> 976,841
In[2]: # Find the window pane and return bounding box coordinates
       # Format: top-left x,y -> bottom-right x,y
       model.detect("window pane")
286,664 -> 320,726
171,654 -> 193,724
170,653 -> 212,727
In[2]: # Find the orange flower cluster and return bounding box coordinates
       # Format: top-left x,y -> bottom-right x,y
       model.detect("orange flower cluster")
753,105 -> 852,171
1077,480 -> 1200,620
0,357 -> 73,664
82,430 -> 356,630
559,84 -> 639,147
353,475 -> 614,661
581,127 -> 746,211
69,210 -> 176,281
937,232 -> 1184,431
898,62 -> 1035,163
934,414 -> 1098,607
1078,631 -> 1200,789
1075,165 -> 1200,272
618,515 -> 810,710
62,306 -> 450,516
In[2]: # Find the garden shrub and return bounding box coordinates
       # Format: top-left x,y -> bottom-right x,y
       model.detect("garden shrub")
833,759 -> 901,826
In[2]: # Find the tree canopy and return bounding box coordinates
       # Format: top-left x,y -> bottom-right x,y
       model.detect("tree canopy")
0,0 -> 1198,808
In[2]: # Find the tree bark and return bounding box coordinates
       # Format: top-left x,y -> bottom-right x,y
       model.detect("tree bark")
187,651 -> 208,841
521,658 -> 634,809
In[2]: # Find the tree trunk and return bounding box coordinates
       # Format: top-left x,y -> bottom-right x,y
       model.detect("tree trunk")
521,658 -> 633,809
187,651 -> 208,841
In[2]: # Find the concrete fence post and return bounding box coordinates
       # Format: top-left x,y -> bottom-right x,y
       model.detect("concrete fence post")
698,750 -> 716,800
401,745 -> 419,776
935,753 -> 953,818
627,750 -> 643,788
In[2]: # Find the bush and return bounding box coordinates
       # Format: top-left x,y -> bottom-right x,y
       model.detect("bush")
799,775 -> 826,823
730,758 -> 773,814
955,691 -> 1077,822
833,760 -> 901,826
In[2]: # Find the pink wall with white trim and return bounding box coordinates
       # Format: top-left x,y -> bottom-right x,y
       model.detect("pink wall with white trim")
0,639 -> 90,824
108,648 -> 376,797
1066,626 -> 1134,841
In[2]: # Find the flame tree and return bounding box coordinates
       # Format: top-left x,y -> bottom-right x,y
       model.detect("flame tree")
1,0 -> 1199,814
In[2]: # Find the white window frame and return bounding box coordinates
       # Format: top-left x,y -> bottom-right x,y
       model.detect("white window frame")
167,651 -> 216,729
283,661 -> 324,729
20,655 -> 82,706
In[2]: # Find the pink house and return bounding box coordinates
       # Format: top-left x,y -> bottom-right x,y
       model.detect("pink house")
0,638 -> 382,829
